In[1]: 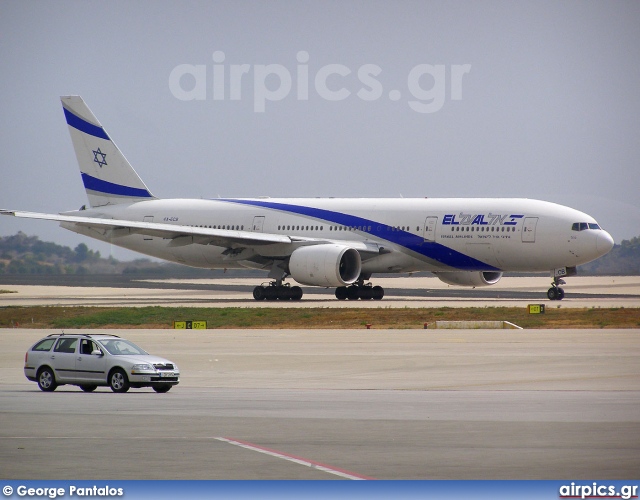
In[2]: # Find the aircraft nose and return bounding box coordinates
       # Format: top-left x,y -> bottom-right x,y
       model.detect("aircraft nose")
596,230 -> 614,256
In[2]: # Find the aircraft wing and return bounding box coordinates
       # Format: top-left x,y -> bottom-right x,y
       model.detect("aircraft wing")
0,210 -> 384,255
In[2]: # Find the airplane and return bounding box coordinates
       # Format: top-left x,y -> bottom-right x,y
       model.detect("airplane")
1,96 -> 614,301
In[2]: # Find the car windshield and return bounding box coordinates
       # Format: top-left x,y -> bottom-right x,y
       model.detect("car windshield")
97,339 -> 148,356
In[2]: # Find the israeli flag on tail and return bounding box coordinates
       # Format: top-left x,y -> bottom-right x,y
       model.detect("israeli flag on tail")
61,96 -> 155,208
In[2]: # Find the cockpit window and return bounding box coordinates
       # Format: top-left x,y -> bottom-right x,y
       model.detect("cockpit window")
572,222 -> 601,231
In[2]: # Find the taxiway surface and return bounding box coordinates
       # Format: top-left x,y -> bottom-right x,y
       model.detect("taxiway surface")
1,275 -> 640,308
1,328 -> 638,479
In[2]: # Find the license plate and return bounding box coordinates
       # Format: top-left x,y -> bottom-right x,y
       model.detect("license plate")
160,372 -> 175,378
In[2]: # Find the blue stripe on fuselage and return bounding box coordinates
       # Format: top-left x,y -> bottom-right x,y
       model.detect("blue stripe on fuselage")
81,173 -> 153,198
63,107 -> 110,140
220,199 -> 499,271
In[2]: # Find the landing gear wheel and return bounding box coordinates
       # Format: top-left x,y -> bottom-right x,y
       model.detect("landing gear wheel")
335,284 -> 385,300
547,286 -> 565,301
276,286 -> 291,300
254,283 -> 304,301
290,286 -> 303,301
346,285 -> 360,300
335,286 -> 348,300
264,286 -> 278,301
359,285 -> 374,300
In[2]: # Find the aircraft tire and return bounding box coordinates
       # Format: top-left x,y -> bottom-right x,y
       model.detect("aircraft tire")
291,286 -> 303,301
547,287 -> 558,300
264,286 -> 278,301
359,286 -> 374,300
346,285 -> 360,300
335,287 -> 348,300
557,287 -> 565,300
372,286 -> 384,300
253,286 -> 266,300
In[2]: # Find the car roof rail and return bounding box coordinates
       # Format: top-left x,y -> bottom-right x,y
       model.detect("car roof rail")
44,333 -> 121,339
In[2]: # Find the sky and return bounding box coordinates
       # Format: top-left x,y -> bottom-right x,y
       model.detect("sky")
1,1 -> 639,260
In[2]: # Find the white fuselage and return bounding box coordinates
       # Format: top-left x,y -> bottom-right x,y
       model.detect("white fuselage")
62,197 -> 613,275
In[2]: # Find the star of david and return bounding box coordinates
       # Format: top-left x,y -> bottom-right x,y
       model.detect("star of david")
92,148 -> 107,168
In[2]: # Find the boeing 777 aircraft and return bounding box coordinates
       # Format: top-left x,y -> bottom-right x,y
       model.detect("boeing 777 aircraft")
1,96 -> 614,301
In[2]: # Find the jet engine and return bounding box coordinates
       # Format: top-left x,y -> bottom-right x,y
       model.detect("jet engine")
433,271 -> 503,287
289,244 -> 361,287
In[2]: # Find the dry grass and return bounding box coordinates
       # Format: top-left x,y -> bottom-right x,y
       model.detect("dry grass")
0,305 -> 639,329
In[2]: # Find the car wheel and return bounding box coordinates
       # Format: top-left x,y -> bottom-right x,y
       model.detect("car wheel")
153,385 -> 172,393
37,367 -> 57,392
80,385 -> 97,392
109,369 -> 130,393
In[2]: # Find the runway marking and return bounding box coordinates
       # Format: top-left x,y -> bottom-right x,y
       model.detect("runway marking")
214,436 -> 374,480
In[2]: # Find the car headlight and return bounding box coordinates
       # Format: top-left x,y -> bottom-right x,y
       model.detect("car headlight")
131,364 -> 155,374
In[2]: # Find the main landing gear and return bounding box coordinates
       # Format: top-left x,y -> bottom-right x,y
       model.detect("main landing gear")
547,277 -> 566,301
253,282 -> 303,301
335,282 -> 384,301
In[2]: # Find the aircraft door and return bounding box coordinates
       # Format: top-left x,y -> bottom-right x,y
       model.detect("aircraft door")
522,217 -> 538,243
423,216 -> 437,242
252,216 -> 265,232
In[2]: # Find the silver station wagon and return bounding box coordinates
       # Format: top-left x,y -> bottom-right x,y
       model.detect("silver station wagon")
24,333 -> 180,393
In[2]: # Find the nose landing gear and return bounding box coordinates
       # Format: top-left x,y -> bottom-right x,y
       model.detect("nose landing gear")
547,278 -> 566,301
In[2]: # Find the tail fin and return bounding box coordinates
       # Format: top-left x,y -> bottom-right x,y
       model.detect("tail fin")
61,96 -> 155,207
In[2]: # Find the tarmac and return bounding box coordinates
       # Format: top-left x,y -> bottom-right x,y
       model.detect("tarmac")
0,276 -> 638,479
1,275 -> 640,308
1,326 -> 639,479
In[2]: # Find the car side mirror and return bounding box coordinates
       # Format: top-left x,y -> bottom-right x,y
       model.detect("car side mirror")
91,350 -> 104,356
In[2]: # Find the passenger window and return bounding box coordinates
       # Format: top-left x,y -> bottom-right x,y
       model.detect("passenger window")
32,338 -> 56,351
80,339 -> 98,355
54,338 -> 77,354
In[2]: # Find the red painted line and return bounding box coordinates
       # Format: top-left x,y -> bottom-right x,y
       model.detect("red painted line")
215,436 -> 375,480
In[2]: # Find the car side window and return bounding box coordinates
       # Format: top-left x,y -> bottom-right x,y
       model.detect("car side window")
54,338 -> 78,354
80,339 -> 100,355
32,338 -> 56,351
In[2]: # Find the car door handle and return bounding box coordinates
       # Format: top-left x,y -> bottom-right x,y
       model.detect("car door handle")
77,357 -> 82,361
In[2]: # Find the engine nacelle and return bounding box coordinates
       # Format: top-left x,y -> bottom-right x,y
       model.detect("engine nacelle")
434,271 -> 503,287
289,244 -> 361,287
